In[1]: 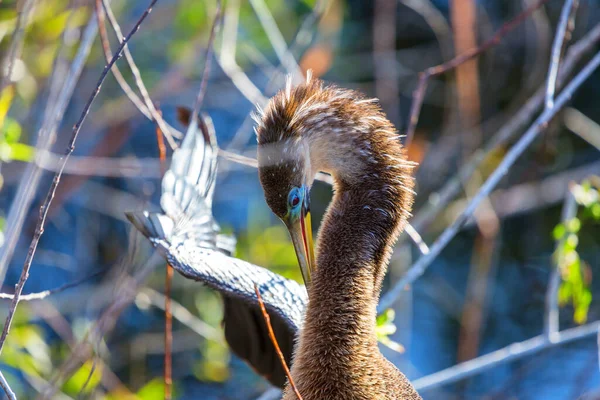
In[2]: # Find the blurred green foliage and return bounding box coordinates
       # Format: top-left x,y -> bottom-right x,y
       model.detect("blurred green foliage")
553,178 -> 600,324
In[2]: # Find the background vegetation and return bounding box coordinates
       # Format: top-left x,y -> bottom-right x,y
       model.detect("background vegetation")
0,0 -> 599,399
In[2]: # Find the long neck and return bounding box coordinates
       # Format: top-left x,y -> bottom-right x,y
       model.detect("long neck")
288,129 -> 414,392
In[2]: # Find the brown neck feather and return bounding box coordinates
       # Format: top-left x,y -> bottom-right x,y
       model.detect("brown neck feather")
285,126 -> 415,397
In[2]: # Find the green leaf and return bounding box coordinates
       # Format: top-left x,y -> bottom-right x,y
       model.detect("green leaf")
136,378 -> 166,400
62,360 -> 102,395
566,218 -> 581,233
552,223 -> 566,240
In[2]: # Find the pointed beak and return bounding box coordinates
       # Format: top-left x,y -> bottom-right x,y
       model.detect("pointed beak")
287,200 -> 316,289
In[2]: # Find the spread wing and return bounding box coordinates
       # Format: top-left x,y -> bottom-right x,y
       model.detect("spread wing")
126,112 -> 306,388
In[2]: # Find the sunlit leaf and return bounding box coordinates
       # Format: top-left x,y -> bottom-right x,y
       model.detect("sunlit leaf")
62,360 -> 102,395
136,378 -> 166,400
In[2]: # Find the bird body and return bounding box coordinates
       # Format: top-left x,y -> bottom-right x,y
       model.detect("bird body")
256,75 -> 421,399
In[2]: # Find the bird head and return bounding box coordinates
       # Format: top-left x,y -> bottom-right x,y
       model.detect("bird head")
254,77 -> 318,288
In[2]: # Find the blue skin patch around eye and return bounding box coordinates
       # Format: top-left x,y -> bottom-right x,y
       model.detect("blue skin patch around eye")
287,186 -> 305,221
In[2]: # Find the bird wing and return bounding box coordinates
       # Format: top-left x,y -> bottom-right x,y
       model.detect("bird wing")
126,112 -> 307,388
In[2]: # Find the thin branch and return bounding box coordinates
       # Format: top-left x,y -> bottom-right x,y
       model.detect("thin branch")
380,48 -> 600,311
0,270 -> 103,301
0,13 -> 98,288
544,188 -> 577,339
0,370 -> 16,400
190,0 -> 222,128
249,0 -> 302,81
410,22 -> 600,235
0,0 -> 159,356
545,0 -> 578,110
35,151 -> 161,178
95,0 -> 151,119
404,223 -> 430,255
405,0 -> 549,147
254,284 -> 303,400
218,0 -> 268,105
101,0 -> 181,147
413,321 -> 600,390
563,107 -> 600,151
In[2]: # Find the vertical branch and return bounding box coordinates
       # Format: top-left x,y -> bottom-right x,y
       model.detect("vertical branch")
545,0 -> 577,109
155,117 -> 172,399
450,0 -> 481,157
545,188 -> 577,339
254,285 -> 303,400
0,0 -> 159,356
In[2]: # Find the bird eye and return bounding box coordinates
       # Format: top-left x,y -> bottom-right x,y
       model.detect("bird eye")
288,187 -> 302,209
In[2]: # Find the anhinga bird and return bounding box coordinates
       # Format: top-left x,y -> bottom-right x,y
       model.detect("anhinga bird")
255,74 -> 421,399
128,76 -> 421,398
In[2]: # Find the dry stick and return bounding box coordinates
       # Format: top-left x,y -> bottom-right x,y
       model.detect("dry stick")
101,0 -> 181,147
0,270 -> 104,301
0,12 -> 98,288
410,22 -> 600,235
0,0 -> 159,357
404,0 -> 550,148
95,0 -> 151,118
544,188 -> 577,339
254,284 -> 303,400
379,49 -> 600,312
154,118 -> 173,399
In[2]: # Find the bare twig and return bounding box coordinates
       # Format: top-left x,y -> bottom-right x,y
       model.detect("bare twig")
255,284 -> 303,400
0,270 -> 103,301
0,0 -> 159,356
35,152 -> 161,178
545,188 -> 577,339
380,48 -> 600,311
95,0 -> 151,119
403,224 -> 430,255
0,14 -> 98,288
413,320 -> 600,390
101,0 -> 181,148
249,0 -> 302,81
218,0 -> 268,105
405,0 -> 549,147
0,369 -> 16,400
190,0 -> 222,128
410,22 -> 600,234
545,0 -> 577,110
